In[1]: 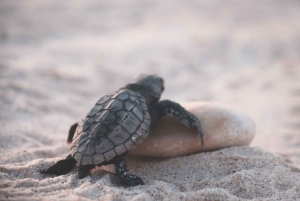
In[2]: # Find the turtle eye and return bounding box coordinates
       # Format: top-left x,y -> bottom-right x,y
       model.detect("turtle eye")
161,86 -> 165,91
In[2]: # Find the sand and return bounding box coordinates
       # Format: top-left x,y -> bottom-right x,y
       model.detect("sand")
1,0 -> 300,200
1,147 -> 300,200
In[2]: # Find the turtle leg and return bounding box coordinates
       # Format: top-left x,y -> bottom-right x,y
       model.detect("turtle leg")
40,154 -> 77,175
67,123 -> 78,143
154,100 -> 204,146
114,156 -> 144,186
78,164 -> 95,179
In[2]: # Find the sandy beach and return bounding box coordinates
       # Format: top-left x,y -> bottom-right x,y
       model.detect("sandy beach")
1,0 -> 300,200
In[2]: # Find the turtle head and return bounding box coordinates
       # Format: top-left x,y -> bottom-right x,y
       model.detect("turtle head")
132,74 -> 164,103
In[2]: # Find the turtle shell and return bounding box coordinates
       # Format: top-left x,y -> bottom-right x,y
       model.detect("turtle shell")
70,89 -> 151,165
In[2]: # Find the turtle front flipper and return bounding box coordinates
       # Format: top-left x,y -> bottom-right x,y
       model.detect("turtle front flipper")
67,123 -> 78,143
40,154 -> 77,175
154,100 -> 204,146
114,156 -> 144,186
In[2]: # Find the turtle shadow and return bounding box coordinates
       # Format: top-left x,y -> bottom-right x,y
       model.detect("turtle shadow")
90,166 -> 122,186
90,168 -> 112,179
126,155 -> 168,163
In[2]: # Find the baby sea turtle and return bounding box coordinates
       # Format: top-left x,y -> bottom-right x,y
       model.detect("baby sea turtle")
41,74 -> 203,186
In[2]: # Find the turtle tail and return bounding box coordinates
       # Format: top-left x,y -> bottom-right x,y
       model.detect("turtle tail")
67,123 -> 78,144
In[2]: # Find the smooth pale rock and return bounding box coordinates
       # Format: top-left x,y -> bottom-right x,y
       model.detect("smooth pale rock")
129,102 -> 255,158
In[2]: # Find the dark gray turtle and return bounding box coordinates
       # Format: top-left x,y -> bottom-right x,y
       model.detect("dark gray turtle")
41,74 -> 203,186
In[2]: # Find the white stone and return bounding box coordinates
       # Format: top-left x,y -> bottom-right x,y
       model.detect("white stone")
129,102 -> 255,157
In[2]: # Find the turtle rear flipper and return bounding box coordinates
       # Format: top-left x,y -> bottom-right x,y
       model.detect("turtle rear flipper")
67,123 -> 78,144
114,156 -> 144,186
78,164 -> 95,179
40,154 -> 77,175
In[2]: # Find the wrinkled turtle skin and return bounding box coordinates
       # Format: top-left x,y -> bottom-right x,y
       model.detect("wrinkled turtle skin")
71,89 -> 151,166
41,74 -> 203,187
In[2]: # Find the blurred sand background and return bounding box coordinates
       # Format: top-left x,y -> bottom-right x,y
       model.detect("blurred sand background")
1,0 -> 300,200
